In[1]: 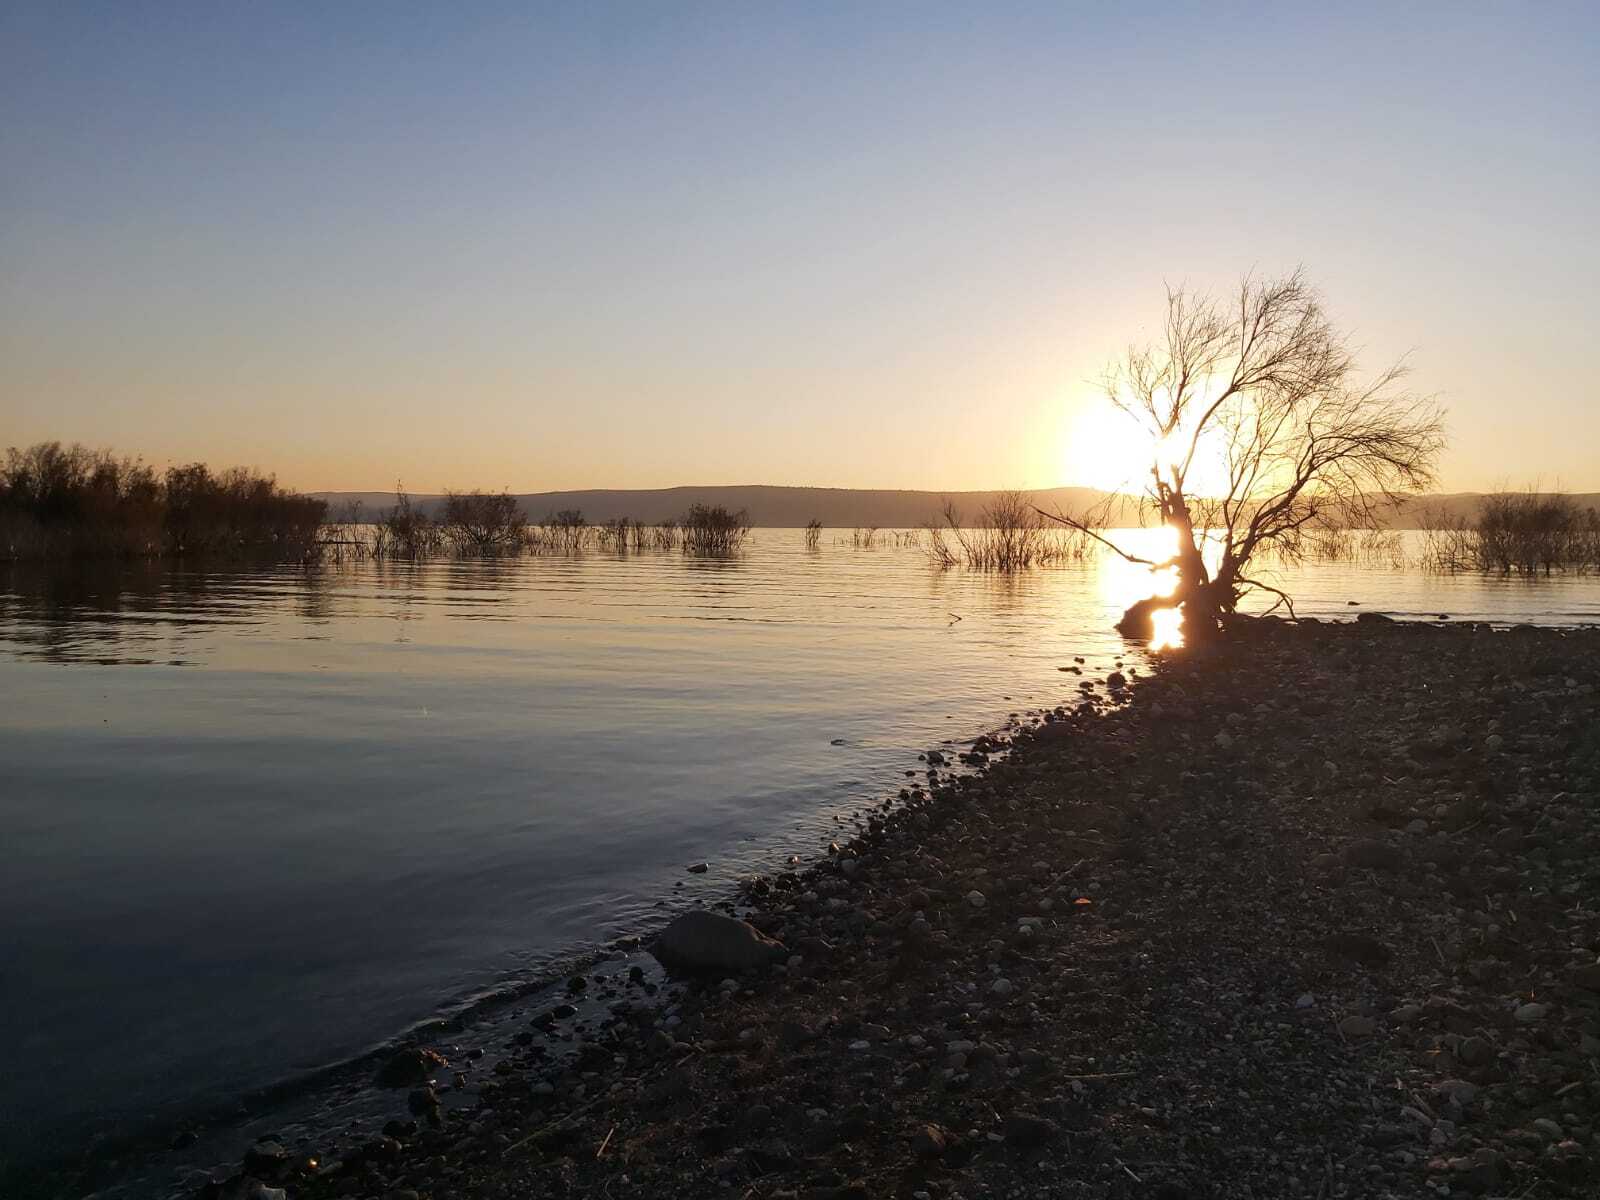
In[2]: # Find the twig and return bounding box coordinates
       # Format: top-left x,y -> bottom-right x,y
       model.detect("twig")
1032,506 -> 1164,567
504,1064 -> 664,1156
1115,1156 -> 1143,1183
596,1125 -> 615,1159
1406,1089 -> 1436,1120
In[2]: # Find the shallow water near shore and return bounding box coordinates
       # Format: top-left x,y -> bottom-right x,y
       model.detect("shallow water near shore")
3,529 -> 1599,1185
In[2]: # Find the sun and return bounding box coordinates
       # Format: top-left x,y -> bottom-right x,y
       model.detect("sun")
1062,398 -> 1235,501
1061,402 -> 1155,494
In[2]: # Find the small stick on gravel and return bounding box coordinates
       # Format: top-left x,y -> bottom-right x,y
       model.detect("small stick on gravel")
595,1125 -> 615,1159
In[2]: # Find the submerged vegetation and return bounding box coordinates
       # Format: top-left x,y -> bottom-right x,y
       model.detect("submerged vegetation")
15,441 -> 1594,585
344,493 -> 748,560
925,491 -> 1094,570
366,490 -> 440,558
439,489 -> 526,555
1,441 -> 325,562
679,503 -> 752,555
1421,490 -> 1600,574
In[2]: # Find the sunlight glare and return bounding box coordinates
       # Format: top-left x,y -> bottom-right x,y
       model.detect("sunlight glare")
1148,605 -> 1184,651
1063,397 -> 1235,501
1062,402 -> 1151,493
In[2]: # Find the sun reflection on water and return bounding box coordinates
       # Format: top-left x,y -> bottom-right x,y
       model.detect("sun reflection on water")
1092,525 -> 1186,650
1148,605 -> 1184,651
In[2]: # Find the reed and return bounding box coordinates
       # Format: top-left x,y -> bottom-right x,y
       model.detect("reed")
804,518 -> 822,550
370,489 -> 442,558
650,520 -> 680,550
925,491 -> 1090,571
316,499 -> 373,562
542,508 -> 589,553
1277,522 -> 1405,568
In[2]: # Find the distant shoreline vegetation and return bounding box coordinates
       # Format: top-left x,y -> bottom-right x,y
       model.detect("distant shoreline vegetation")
7,442 -> 1597,576
1420,490 -> 1600,575
338,490 -> 755,559
1,442 -> 325,562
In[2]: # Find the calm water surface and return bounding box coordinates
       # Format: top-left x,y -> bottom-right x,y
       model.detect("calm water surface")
3,531 -> 1599,1172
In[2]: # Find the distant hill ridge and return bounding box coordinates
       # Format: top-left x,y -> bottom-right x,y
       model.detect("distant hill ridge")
312,485 -> 1600,530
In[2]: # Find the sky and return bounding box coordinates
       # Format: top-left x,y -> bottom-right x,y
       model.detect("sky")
2,2 -> 1597,494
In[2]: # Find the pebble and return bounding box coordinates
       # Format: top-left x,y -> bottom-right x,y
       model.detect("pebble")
1339,1015 -> 1377,1039
911,1124 -> 948,1158
1002,1113 -> 1059,1146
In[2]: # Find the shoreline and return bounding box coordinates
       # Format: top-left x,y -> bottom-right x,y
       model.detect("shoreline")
14,663 -> 1038,1198
48,619 -> 1600,1198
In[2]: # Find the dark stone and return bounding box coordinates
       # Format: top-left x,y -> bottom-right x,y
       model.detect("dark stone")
241,1141 -> 288,1175
406,1087 -> 438,1116
911,1123 -> 948,1158
1458,1036 -> 1494,1067
695,1122 -> 737,1152
1002,1113 -> 1059,1147
651,909 -> 787,973
1324,931 -> 1394,966
205,1176 -> 285,1200
374,1047 -> 447,1088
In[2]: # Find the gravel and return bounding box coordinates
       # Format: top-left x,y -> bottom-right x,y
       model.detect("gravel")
190,619 -> 1600,1200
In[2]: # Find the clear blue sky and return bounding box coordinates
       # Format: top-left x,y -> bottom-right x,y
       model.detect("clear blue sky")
3,2 -> 1596,492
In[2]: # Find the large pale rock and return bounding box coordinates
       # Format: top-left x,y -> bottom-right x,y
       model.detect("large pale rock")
651,909 -> 786,972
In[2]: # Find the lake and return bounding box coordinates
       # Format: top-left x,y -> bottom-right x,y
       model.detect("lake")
3,530 -> 1598,1185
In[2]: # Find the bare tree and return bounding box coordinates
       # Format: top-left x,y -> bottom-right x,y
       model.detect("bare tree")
1045,270 -> 1445,638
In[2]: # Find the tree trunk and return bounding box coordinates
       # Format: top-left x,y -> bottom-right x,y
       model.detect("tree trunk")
1116,496 -> 1224,642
